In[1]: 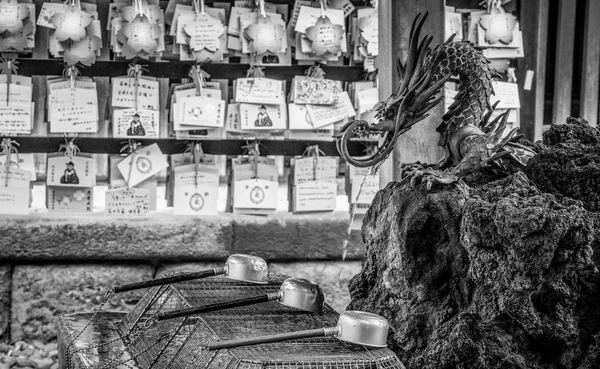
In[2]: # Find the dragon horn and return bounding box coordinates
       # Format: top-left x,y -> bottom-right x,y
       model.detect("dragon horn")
407,114 -> 429,126
397,59 -> 405,81
494,128 -> 519,152
444,33 -> 457,44
487,108 -> 505,128
490,111 -> 511,143
487,150 -> 512,163
481,101 -> 501,130
413,74 -> 450,107
399,12 -> 428,94
409,12 -> 428,41
407,35 -> 434,90
510,133 -> 525,142
414,50 -> 446,95
414,96 -> 444,116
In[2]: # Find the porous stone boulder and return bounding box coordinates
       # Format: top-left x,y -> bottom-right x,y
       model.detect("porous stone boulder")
348,171 -> 600,369
525,118 -> 600,212
11,264 -> 154,343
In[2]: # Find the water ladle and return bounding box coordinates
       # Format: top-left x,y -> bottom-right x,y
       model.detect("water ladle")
112,254 -> 268,293
207,311 -> 389,350
157,278 -> 324,320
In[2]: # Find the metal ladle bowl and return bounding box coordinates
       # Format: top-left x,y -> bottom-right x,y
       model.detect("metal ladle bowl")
207,311 -> 390,350
334,311 -> 389,347
224,254 -> 268,284
277,278 -> 324,312
157,277 -> 324,320
112,254 -> 268,293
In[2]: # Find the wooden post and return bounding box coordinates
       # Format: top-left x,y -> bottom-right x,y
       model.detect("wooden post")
580,0 -> 600,127
551,0 -> 576,126
517,0 -> 549,141
377,0 -> 445,186
376,0 -> 394,187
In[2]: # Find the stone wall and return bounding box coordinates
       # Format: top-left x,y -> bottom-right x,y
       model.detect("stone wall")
0,212 -> 364,343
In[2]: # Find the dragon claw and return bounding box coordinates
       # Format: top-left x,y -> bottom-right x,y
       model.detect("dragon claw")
403,164 -> 460,190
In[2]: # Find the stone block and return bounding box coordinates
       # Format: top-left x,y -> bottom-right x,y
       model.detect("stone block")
0,214 -> 233,261
269,261 -> 363,312
0,265 -> 10,343
11,264 -> 154,343
232,213 -> 365,261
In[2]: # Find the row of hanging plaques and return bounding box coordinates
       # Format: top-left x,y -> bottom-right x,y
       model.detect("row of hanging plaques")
0,142 -> 378,216
0,0 -> 378,67
0,67 -> 378,142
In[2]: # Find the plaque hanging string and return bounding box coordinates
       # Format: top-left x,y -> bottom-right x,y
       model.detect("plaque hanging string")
303,144 -> 325,181
306,64 -> 326,79
62,65 -> 80,99
127,63 -> 147,113
243,141 -> 260,179
0,56 -> 18,105
189,65 -> 209,97
59,133 -> 80,160
121,140 -> 143,187
192,0 -> 205,16
257,0 -> 267,18
193,142 -> 204,188
1,138 -> 19,187
319,0 -> 326,18
133,0 -> 144,16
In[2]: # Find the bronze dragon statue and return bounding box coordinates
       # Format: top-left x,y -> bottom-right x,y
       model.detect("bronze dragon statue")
336,13 -> 536,189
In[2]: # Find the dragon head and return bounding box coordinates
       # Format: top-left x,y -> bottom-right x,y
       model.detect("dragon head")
336,13 -> 449,168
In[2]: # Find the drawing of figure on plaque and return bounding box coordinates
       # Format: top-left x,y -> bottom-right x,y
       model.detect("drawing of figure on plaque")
254,105 -> 273,127
127,113 -> 146,136
60,161 -> 80,184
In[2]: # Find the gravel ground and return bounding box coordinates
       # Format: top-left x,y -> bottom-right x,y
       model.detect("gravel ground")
0,341 -> 57,369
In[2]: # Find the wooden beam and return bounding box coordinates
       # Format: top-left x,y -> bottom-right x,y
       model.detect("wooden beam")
14,137 -> 367,156
377,0 -> 444,184
551,0 -> 576,126
580,0 -> 600,127
517,0 -> 549,141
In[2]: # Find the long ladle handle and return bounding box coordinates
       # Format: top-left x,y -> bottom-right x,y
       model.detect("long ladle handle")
113,268 -> 225,293
157,292 -> 280,321
208,327 -> 336,350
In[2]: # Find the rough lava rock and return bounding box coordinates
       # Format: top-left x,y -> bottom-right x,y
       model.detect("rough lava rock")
525,118 -> 600,212
348,125 -> 600,368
